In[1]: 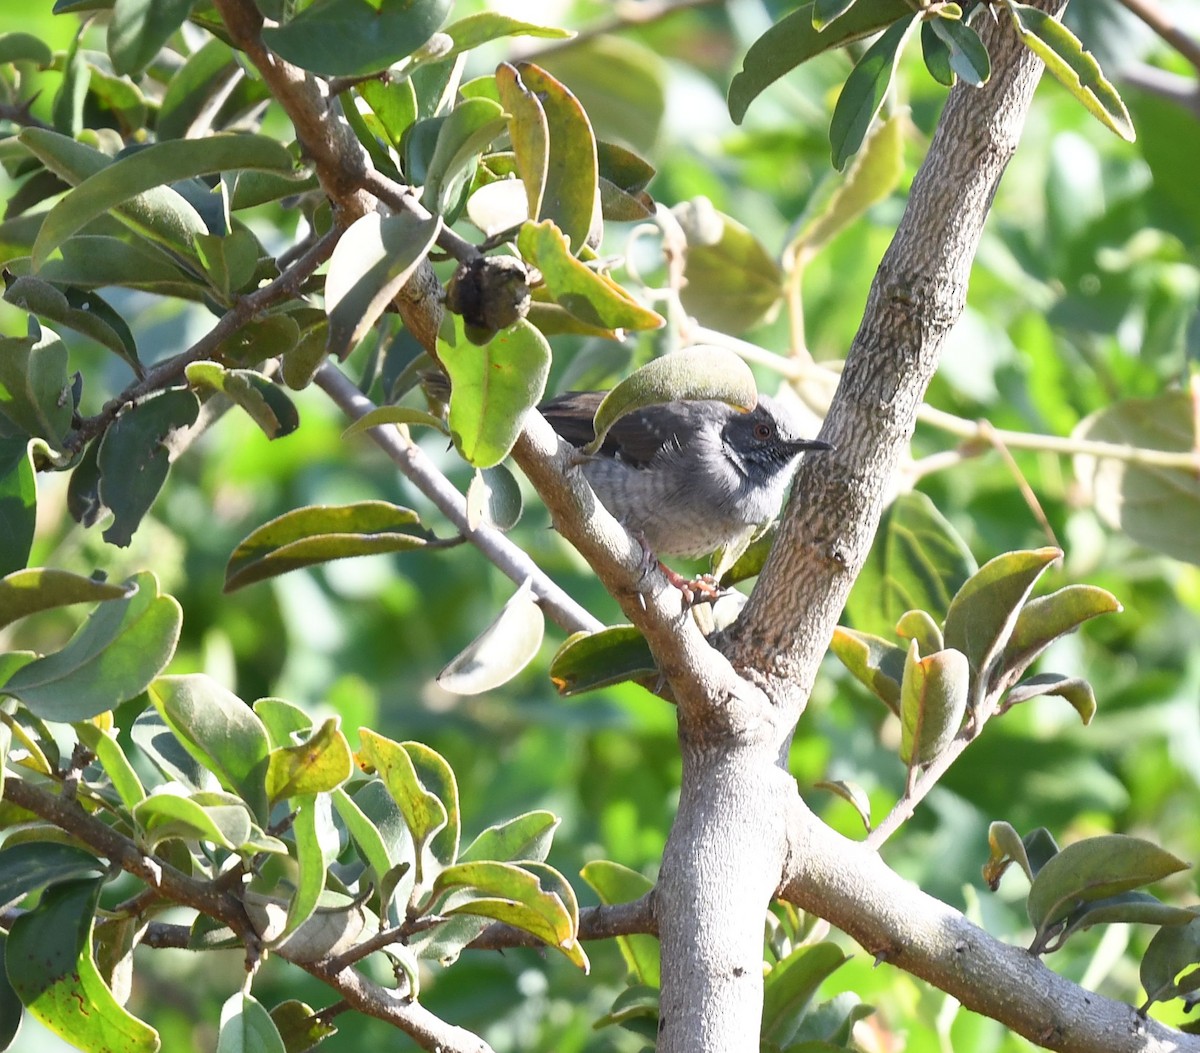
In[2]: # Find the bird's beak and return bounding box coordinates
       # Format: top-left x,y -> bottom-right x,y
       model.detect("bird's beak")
789,438 -> 835,454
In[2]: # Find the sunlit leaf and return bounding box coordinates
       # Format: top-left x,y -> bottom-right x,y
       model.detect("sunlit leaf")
437,578 -> 545,694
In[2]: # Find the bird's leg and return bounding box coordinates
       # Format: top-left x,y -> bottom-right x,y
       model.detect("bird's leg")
627,529 -> 723,606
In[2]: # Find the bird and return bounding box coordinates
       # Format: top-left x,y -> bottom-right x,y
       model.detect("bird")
539,390 -> 832,591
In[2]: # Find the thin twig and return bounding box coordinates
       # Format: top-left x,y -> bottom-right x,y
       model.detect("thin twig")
359,168 -> 481,264
313,363 -> 602,636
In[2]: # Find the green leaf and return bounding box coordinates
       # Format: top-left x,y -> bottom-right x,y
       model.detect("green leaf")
1074,391 -> 1200,564
260,0 -> 453,77
930,15 -> 990,87
1141,915 -> 1200,1006
224,501 -> 432,592
899,642 -> 968,767
1004,2 -> 1135,142
436,579 -> 544,695
673,199 -> 783,334
3,276 -> 140,370
465,464 -> 523,532
496,62 -> 549,225
156,38 -> 236,140
0,933 -> 19,1051
1003,672 -> 1097,725
549,625 -> 657,696
108,0 -> 195,76
580,860 -> 658,985
829,15 -> 915,171
421,97 -> 508,216
984,820 -> 1044,886
461,811 -> 559,864
29,133 -> 296,270
583,346 -> 758,456
790,111 -> 905,259
894,608 -> 943,656
358,77 -> 418,147
432,860 -> 582,965
0,32 -> 54,67
265,718 -> 354,803
357,729 -> 450,874
0,571 -> 181,722
942,547 -> 1060,685
813,0 -> 857,31
0,842 -> 103,905
1026,834 -> 1189,938
148,673 -> 271,822
439,313 -> 551,468
728,0 -> 912,124
1001,584 -> 1121,680
1056,892 -> 1195,949
814,779 -> 872,832
10,235 -> 202,299
75,720 -> 147,809
437,12 -> 572,59
0,316 -> 71,445
510,63 -> 598,253
341,405 -> 448,438
920,20 -> 955,86
8,877 -> 158,1053
330,786 -> 397,889
269,999 -> 338,1053
593,984 -> 659,1034
193,228 -> 261,300
217,991 -> 286,1053
0,439 -> 36,576
185,361 -> 300,439
324,211 -> 441,361
516,219 -> 663,334
133,789 -> 253,851
97,387 -> 200,547
762,942 -> 849,1047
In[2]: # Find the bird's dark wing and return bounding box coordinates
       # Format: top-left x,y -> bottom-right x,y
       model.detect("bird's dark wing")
539,391 -> 708,468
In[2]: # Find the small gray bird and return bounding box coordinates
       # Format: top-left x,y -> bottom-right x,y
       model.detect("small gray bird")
539,391 -> 832,576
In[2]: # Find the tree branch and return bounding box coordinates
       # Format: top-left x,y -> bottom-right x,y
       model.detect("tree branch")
1,774 -> 494,1053
313,363 -> 601,636
780,798 -> 1199,1053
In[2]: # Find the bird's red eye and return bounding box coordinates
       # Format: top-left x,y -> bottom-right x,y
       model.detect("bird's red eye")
753,422 -> 772,441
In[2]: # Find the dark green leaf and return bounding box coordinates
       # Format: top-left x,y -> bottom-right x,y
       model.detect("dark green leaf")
4,276 -> 140,369
270,999 -> 338,1053
1001,584 -> 1121,681
1142,915 -> 1200,1006
421,97 -> 508,216
762,942 -> 849,1047
324,211 -> 441,361
185,361 -> 300,439
580,860 -> 658,985
358,77 -> 418,148
465,464 -> 523,531
0,316 -> 71,445
1,571 -> 182,722
728,0 -> 912,123
930,15 -> 990,87
920,20 -> 955,86
107,0 -> 195,76
260,0 -> 453,78
813,0 -> 857,31
0,32 -> 54,67
28,133 -> 295,269
829,15 -> 915,171
1027,834 -> 1188,937
97,387 -> 200,546
942,547 -> 1060,685
0,439 -> 35,576
549,625 -> 658,696
156,38 -> 236,140
224,500 -> 432,592
0,842 -> 103,906
0,568 -> 132,632
148,673 -> 271,822
1003,672 -> 1097,725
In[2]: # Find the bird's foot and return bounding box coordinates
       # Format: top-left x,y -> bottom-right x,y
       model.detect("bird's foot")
659,566 -> 724,607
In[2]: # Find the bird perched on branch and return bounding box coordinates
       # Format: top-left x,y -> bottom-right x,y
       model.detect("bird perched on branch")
539,390 -> 832,595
